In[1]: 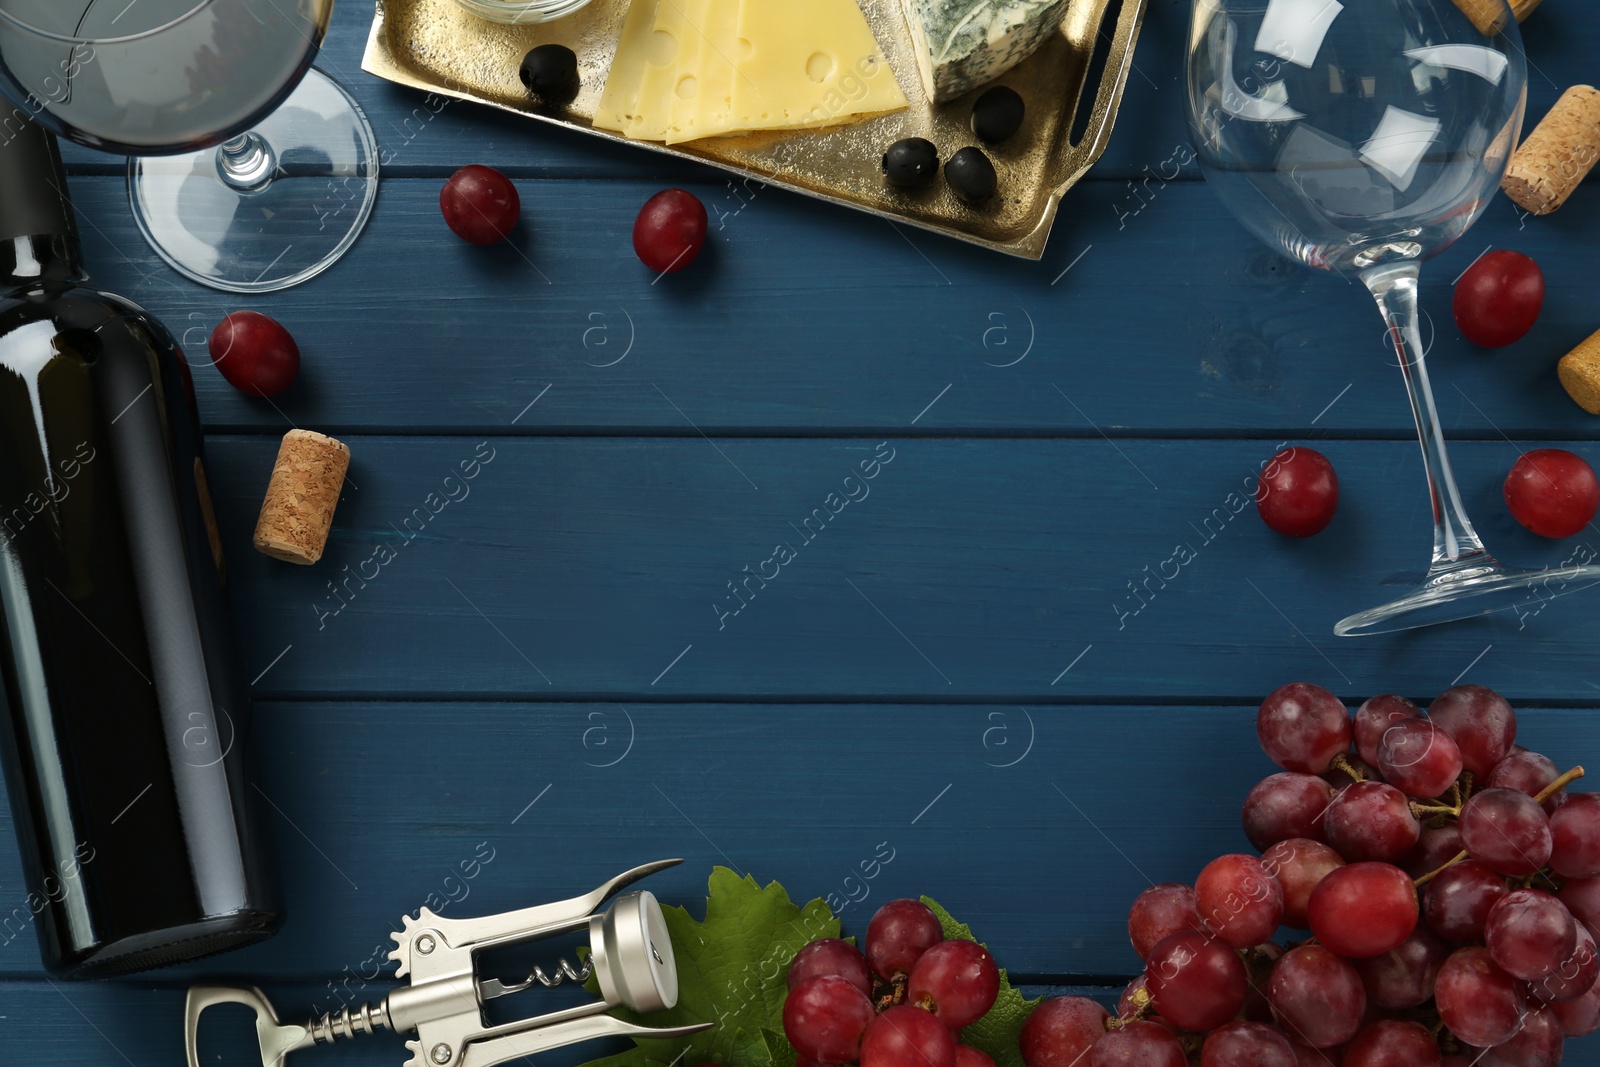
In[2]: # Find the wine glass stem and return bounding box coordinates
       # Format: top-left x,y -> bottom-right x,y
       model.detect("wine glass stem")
216,132 -> 277,192
1362,260 -> 1493,576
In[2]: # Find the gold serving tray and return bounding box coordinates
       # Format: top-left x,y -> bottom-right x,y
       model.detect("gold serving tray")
362,0 -> 1148,259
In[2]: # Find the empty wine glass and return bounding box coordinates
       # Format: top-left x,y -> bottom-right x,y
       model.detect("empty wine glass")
0,0 -> 377,292
1187,0 -> 1597,635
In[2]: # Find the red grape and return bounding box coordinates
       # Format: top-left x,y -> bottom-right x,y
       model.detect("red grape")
1342,1019 -> 1441,1067
1452,249 -> 1544,348
1088,1020 -> 1184,1067
440,165 -> 520,244
1477,1005 -> 1563,1066
1256,447 -> 1339,537
1460,788 -> 1553,876
783,975 -> 875,1064
208,311 -> 301,398
1243,774 -> 1334,849
1485,889 -> 1577,981
1560,876 -> 1600,937
1352,924 -> 1448,1008
1529,921 -> 1599,1003
1266,944 -> 1365,1048
1196,854 -> 1284,948
1424,859 -> 1509,943
1376,718 -> 1463,799
906,939 -> 999,1028
1405,822 -> 1465,878
633,189 -> 708,274
1289,1042 -> 1343,1066
1552,983 -> 1600,1036
1551,793 -> 1600,878
1127,884 -> 1200,961
1488,748 -> 1568,813
1018,997 -> 1109,1067
1257,683 -> 1351,774
1435,946 -> 1524,1048
1017,998 -> 1107,1067
954,1046 -> 996,1067
866,899 -> 943,979
1144,930 -> 1248,1031
789,938 -> 872,996
1505,449 -> 1600,539
1323,782 -> 1421,863
1427,686 -> 1516,777
1200,1021 -> 1297,1067
1354,695 -> 1421,767
1308,862 -> 1418,958
860,1006 -> 956,1067
1262,838 -> 1344,929
1116,975 -> 1165,1024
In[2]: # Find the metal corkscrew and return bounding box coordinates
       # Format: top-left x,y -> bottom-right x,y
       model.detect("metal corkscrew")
184,859 -> 711,1067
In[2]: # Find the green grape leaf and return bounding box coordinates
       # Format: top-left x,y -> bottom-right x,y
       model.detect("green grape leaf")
579,867 -> 839,1067
922,897 -> 1043,1067
575,872 -> 1038,1067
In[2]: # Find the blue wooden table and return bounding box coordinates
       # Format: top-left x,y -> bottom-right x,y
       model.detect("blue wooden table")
5,0 -> 1600,1061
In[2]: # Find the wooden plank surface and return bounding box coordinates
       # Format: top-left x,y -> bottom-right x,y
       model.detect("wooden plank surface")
65,178 -> 1600,438
183,434 -> 1600,702
5,0 -> 1600,1062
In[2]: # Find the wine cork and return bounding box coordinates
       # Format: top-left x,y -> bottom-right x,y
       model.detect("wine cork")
253,429 -> 350,565
1502,86 -> 1600,215
1452,0 -> 1541,35
1558,329 -> 1600,414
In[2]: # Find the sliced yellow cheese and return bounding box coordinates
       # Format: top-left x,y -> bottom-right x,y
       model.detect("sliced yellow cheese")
628,0 -> 702,141
723,0 -> 907,135
599,0 -> 907,143
594,0 -> 662,133
663,0 -> 715,143
665,0 -> 740,145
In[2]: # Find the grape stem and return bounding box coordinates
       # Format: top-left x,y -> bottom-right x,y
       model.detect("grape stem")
1105,987 -> 1150,1031
1328,753 -> 1367,783
1537,765 -> 1585,802
1410,801 -> 1460,818
1414,850 -> 1468,888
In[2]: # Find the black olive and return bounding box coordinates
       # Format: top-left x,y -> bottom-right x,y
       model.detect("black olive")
970,86 -> 1025,145
945,147 -> 998,205
881,137 -> 940,188
519,45 -> 580,103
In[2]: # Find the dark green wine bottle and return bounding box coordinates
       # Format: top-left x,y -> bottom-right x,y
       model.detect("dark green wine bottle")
0,117 -> 280,977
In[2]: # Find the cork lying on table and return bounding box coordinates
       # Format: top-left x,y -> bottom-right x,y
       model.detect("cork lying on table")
1451,0 -> 1541,35
1559,330 -> 1600,415
254,429 -> 351,565
1502,86 -> 1600,216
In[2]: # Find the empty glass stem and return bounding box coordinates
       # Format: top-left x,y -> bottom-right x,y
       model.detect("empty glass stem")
1363,260 -> 1497,580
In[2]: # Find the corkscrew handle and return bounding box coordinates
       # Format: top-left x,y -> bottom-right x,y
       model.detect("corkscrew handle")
183,986 -> 314,1067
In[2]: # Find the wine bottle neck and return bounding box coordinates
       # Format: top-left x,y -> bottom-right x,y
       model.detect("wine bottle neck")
2,235 -> 89,286
0,118 -> 88,287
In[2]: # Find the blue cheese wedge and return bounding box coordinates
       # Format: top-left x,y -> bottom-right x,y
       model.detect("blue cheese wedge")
899,0 -> 1071,103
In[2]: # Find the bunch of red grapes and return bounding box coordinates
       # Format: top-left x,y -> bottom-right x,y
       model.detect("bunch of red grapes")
1017,682 -> 1597,1066
782,899 -> 1003,1067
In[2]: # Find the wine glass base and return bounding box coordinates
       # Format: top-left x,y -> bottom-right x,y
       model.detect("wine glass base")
1334,564 -> 1600,637
127,69 -> 379,294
